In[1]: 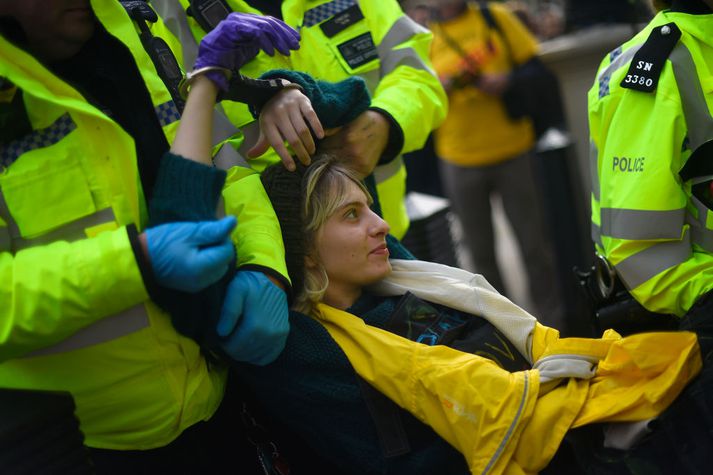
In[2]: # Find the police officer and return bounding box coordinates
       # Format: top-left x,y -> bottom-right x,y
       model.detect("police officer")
586,3 -> 713,467
589,0 -> 713,322
0,1 -> 297,471
153,0 -> 447,239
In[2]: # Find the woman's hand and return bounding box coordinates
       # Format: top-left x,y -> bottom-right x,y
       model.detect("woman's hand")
247,84 -> 325,171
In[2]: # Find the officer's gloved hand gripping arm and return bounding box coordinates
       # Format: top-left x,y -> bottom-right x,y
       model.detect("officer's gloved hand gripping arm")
148,12 -> 300,365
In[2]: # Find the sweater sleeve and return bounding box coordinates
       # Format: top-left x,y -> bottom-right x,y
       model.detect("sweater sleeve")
148,152 -> 226,225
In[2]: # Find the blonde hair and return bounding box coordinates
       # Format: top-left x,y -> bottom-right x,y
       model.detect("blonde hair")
293,155 -> 372,314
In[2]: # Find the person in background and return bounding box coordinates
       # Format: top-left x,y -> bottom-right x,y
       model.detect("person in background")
398,0 -> 447,199
0,2 -> 301,472
427,0 -> 564,328
152,0 -> 447,240
585,0 -> 713,469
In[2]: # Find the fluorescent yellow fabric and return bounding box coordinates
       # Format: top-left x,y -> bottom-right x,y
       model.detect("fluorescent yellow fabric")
168,0 -> 447,238
0,1 -> 229,449
430,3 -> 537,166
589,11 -> 713,316
314,303 -> 701,474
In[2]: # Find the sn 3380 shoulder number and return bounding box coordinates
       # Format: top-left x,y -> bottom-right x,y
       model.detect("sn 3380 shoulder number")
623,74 -> 654,87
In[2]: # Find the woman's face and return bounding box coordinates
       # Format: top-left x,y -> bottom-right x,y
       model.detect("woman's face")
313,179 -> 392,304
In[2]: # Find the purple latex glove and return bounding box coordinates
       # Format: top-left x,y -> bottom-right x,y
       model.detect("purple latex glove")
194,12 -> 300,90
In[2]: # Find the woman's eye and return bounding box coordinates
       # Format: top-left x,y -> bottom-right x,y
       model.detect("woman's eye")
345,208 -> 358,219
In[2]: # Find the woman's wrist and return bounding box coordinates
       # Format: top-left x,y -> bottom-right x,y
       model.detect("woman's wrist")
178,66 -> 231,99
188,74 -> 220,99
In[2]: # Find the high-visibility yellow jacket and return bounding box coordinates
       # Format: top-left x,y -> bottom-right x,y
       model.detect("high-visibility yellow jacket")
0,0 -> 286,450
154,0 -> 448,238
314,259 -> 701,474
589,10 -> 713,316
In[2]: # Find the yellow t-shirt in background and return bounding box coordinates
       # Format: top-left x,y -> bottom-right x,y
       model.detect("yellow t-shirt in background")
430,3 -> 539,166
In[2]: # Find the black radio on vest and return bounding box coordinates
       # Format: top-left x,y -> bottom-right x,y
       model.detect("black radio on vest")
187,0 -> 233,32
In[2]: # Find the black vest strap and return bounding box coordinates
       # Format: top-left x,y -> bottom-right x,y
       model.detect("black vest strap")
118,0 -> 186,111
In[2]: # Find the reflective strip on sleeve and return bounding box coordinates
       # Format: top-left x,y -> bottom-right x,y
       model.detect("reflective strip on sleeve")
0,113 -> 77,170
670,44 -> 713,151
358,69 -> 381,94
23,304 -> 150,358
3,207 -> 117,252
614,228 -> 691,289
379,48 -> 431,76
600,207 -> 685,240
376,16 -> 433,76
378,15 -> 429,53
303,0 -> 357,27
686,196 -> 713,252
373,156 -> 403,184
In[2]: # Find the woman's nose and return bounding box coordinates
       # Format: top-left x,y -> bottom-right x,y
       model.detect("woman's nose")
369,210 -> 390,236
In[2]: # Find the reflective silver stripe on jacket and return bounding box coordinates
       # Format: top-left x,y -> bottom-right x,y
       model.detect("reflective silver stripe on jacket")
671,42 -> 713,251
600,207 -> 685,241
0,205 -> 117,253
23,304 -> 150,358
686,196 -> 713,252
614,228 -> 691,289
671,43 -> 713,151
373,156 -> 403,185
377,16 -> 433,77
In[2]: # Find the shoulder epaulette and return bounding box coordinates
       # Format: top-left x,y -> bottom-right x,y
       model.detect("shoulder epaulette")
620,22 -> 681,93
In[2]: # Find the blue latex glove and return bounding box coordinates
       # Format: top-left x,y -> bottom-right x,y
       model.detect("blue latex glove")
194,12 -> 301,90
145,217 -> 236,293
217,270 -> 289,365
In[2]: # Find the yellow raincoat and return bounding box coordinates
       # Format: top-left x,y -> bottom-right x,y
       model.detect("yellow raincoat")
311,260 -> 702,474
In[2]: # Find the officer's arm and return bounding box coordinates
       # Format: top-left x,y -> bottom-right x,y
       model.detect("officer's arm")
361,0 -> 447,159
221,166 -> 291,294
0,227 -> 149,361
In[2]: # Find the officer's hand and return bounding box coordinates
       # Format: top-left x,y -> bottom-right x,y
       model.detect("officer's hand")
317,110 -> 390,178
216,270 -> 289,365
143,217 -> 236,293
247,85 -> 324,170
194,13 -> 300,90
